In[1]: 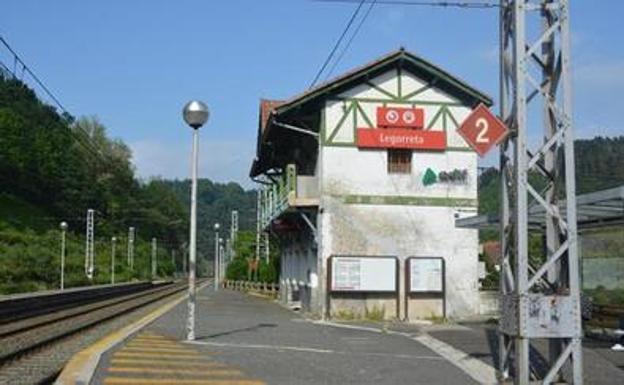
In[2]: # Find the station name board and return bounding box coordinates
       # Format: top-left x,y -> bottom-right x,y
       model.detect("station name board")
356,106 -> 446,150
356,128 -> 446,150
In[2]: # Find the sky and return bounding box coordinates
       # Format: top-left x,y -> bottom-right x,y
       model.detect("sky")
2,0 -> 623,187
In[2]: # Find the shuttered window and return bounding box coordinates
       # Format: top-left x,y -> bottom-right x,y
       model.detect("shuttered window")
387,149 -> 412,174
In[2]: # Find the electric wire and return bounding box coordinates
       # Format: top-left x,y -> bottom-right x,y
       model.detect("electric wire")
0,35 -> 121,167
309,0 -> 367,88
313,0 -> 499,8
324,0 -> 377,81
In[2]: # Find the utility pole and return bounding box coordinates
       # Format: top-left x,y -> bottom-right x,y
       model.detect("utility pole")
214,223 -> 220,290
59,221 -> 68,290
128,227 -> 135,270
499,1 -> 582,384
151,237 -> 157,279
85,209 -> 95,280
111,236 -> 117,284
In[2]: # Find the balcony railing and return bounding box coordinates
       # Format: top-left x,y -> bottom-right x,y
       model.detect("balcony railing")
259,164 -> 319,229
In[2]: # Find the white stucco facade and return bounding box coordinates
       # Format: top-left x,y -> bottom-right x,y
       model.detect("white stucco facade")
256,51 -> 489,321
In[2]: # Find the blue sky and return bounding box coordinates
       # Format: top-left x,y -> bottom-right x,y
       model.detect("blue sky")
2,1 -> 623,187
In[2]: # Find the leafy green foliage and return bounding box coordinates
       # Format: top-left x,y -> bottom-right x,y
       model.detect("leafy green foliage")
0,75 -> 186,293
164,179 -> 256,265
225,230 -> 279,283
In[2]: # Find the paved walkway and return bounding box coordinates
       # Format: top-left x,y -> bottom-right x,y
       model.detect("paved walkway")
90,285 -> 624,385
91,286 -> 480,385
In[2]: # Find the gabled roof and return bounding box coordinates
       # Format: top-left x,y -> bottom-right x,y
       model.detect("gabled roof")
251,48 -> 494,177
272,48 -> 492,118
259,99 -> 285,133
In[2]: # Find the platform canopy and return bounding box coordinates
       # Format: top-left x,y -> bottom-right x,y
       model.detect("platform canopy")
456,185 -> 624,232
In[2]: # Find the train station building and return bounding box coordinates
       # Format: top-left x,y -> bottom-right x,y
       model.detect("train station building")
250,49 -> 492,321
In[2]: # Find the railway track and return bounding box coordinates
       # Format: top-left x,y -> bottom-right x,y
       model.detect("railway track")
0,280 -> 200,385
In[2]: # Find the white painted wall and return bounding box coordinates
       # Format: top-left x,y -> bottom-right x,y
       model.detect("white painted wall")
276,66 -> 482,319
318,68 -> 480,319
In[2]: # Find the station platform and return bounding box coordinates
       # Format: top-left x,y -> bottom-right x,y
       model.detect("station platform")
57,284 -> 624,385
58,284 -> 484,385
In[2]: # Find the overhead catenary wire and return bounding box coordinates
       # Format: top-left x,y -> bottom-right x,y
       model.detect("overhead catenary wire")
0,35 -> 122,167
324,0 -> 378,81
309,0 -> 367,88
313,0 -> 499,8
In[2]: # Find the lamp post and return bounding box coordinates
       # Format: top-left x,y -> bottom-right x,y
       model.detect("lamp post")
183,100 -> 209,341
59,221 -> 68,290
111,236 -> 117,284
214,223 -> 220,290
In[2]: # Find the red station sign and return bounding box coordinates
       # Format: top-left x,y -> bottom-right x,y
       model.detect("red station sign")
457,103 -> 510,157
357,128 -> 446,150
377,107 -> 424,129
356,106 -> 446,150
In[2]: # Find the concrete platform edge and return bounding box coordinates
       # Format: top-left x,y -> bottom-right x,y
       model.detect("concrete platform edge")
54,281 -> 210,385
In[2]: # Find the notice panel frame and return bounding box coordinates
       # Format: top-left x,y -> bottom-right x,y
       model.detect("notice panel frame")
327,255 -> 400,319
328,255 -> 399,294
405,256 -> 446,320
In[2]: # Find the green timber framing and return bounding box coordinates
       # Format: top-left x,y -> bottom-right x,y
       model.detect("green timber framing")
251,48 -> 492,176
252,48 -> 490,229
320,97 -> 472,149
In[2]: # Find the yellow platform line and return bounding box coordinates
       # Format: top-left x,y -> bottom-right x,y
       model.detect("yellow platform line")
121,347 -> 199,354
134,334 -> 171,338
114,352 -> 204,359
131,337 -> 174,342
126,340 -> 183,345
104,378 -> 265,385
125,341 -> 183,347
110,359 -> 226,367
107,367 -> 243,376
55,281 -> 212,385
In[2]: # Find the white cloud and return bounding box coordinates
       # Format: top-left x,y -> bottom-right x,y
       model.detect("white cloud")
129,138 -> 256,188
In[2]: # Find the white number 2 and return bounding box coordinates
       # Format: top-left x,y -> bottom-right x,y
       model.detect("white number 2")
475,118 -> 489,144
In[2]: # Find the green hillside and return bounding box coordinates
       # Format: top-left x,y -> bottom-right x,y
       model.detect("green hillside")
0,74 -> 187,293
478,136 -> 624,216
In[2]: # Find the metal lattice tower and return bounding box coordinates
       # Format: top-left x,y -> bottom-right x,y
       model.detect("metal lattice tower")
255,191 -> 270,263
231,210 -> 239,243
499,1 -> 582,384
127,227 -> 135,269
85,209 -> 95,280
230,210 -> 239,261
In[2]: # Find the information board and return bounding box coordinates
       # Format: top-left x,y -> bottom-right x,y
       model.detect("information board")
409,258 -> 444,293
331,256 -> 396,292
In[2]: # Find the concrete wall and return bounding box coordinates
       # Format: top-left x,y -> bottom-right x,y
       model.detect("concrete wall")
277,66 -> 481,321
317,67 -> 480,321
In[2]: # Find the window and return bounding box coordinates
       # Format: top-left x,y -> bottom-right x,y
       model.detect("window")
387,149 -> 412,174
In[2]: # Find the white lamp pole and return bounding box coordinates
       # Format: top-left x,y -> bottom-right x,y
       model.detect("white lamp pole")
111,236 -> 117,284
183,100 -> 209,341
60,221 -> 68,290
214,223 -> 220,291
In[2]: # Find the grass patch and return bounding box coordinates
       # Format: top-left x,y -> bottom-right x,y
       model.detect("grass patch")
364,305 -> 386,322
334,309 -> 360,321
